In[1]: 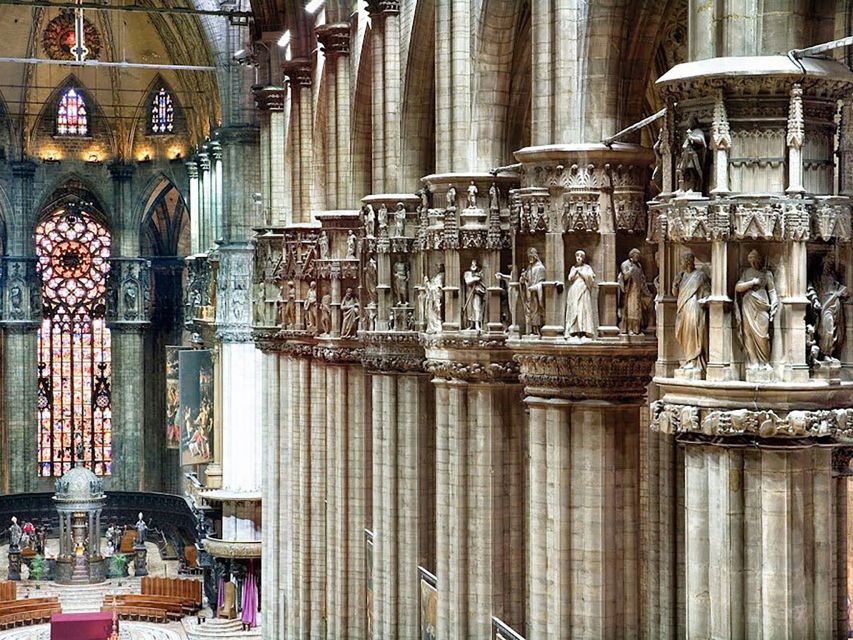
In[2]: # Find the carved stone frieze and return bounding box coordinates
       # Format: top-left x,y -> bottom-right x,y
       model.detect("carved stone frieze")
424,359 -> 519,383
814,199 -> 852,241
216,246 -> 254,334
313,344 -> 364,364
650,400 -> 853,440
362,332 -> 424,373
280,341 -> 315,359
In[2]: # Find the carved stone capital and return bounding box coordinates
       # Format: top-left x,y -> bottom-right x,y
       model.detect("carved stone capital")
315,23 -> 350,56
362,332 -> 424,373
10,160 -> 36,179
366,0 -> 400,15
108,162 -> 134,181
253,328 -> 286,353
513,342 -> 656,400
280,340 -> 315,359
424,358 -> 519,384
252,85 -> 286,112
313,343 -> 363,364
282,59 -> 312,88
833,447 -> 853,476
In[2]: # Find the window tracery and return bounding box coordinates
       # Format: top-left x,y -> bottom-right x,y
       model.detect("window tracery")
150,87 -> 174,134
36,204 -> 112,477
56,89 -> 88,136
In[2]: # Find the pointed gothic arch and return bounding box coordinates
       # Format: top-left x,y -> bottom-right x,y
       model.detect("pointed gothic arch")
140,176 -> 190,258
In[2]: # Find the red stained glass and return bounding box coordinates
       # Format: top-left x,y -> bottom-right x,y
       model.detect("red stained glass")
36,206 -> 111,477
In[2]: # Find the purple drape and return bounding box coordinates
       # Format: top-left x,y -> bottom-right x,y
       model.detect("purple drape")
241,563 -> 258,628
215,577 -> 225,617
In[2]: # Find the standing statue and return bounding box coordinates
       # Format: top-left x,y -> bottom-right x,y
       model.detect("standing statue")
8,517 -> 21,551
319,294 -> 332,334
466,181 -> 478,209
304,281 -> 318,331
807,255 -> 848,361
734,249 -> 779,370
364,204 -> 376,238
378,204 -> 389,234
364,257 -> 378,305
340,288 -> 360,338
677,117 -> 707,193
495,265 -> 519,331
672,252 -> 711,371
520,248 -> 546,336
463,260 -> 487,331
445,186 -> 457,210
418,187 -> 430,212
318,231 -> 329,259
346,230 -> 357,258
489,183 -> 499,211
564,250 -> 596,339
135,513 -> 148,546
393,260 -> 409,305
394,203 -> 407,237
425,264 -> 445,334
281,280 -> 297,328
618,248 -> 652,335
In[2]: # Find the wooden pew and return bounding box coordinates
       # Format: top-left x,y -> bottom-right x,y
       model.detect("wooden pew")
100,605 -> 167,624
141,576 -> 202,609
103,595 -> 184,620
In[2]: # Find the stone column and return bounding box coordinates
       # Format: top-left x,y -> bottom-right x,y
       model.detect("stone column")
283,60 -> 314,223
364,334 -> 433,640
218,127 -> 261,244
428,343 -> 525,639
211,142 -> 223,243
198,152 -> 211,250
186,161 -> 202,254
253,87 -> 288,226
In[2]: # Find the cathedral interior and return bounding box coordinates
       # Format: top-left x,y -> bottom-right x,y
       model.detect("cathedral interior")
0,0 -> 852,639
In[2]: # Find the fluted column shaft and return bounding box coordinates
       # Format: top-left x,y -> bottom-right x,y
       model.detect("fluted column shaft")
283,61 -> 314,223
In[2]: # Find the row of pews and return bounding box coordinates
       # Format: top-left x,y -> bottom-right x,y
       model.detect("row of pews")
0,596 -> 62,629
101,577 -> 201,623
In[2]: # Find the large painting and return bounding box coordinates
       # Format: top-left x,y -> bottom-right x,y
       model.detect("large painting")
419,567 -> 437,640
179,349 -> 214,465
165,346 -> 187,449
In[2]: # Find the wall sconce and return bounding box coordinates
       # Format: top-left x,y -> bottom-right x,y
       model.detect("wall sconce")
87,153 -> 100,163
139,151 -> 152,163
43,150 -> 60,163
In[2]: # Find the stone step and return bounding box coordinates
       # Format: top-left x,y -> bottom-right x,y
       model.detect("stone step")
182,616 -> 261,640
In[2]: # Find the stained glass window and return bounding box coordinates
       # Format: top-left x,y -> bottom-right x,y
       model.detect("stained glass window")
56,88 -> 88,136
150,88 -> 174,134
36,204 -> 112,477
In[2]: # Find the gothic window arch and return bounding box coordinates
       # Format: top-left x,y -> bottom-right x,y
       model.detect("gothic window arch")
36,202 -> 112,477
150,87 -> 175,135
56,88 -> 88,136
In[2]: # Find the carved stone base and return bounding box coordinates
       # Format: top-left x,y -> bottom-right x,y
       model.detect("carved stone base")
7,551 -> 20,581
55,557 -> 73,583
812,359 -> 842,382
674,366 -> 704,381
745,367 -> 775,383
460,207 -> 487,228
133,546 -> 148,577
88,556 -> 106,583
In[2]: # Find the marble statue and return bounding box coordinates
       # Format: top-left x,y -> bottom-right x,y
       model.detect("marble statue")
466,181 -> 478,209
463,260 -> 487,331
672,252 -> 711,371
346,230 -> 357,258
425,264 -> 445,334
418,187 -> 430,212
364,257 -> 378,304
734,249 -> 778,370
364,204 -> 376,238
8,517 -> 21,551
319,294 -> 332,334
281,280 -> 297,328
393,260 -> 408,305
318,231 -> 329,259
340,288 -> 360,338
394,203 -> 406,237
495,266 -> 519,331
807,254 -> 848,361
305,281 -> 318,331
521,248 -> 546,336
618,248 -> 651,335
378,204 -> 388,233
135,513 -> 148,546
489,183 -> 499,211
446,186 -> 457,210
678,117 -> 707,193
564,250 -> 596,340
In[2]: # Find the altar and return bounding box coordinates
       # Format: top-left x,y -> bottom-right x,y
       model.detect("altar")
50,611 -> 114,640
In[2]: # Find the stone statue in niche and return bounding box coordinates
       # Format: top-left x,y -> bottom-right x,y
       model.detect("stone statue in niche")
318,231 -> 329,259
445,186 -> 457,211
417,186 -> 430,212
672,252 -> 711,372
564,250 -> 596,340
364,204 -> 376,238
495,265 -> 519,332
124,281 -> 139,320
618,248 -> 652,335
8,284 -> 22,319
466,181 -> 478,209
677,117 -> 707,193
346,230 -> 357,258
520,247 -> 546,336
281,280 -> 297,328
651,127 -> 663,194
394,203 -> 406,237
319,294 -> 332,334
463,259 -> 487,332
364,257 -> 378,305
489,183 -> 499,211
340,288 -> 360,338
425,263 -> 445,334
734,249 -> 778,371
393,259 -> 409,305
378,204 -> 389,235
304,281 -> 318,332
806,254 -> 848,362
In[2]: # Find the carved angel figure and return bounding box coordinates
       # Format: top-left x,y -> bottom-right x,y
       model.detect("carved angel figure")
672,252 -> 710,371
807,254 -> 848,361
734,249 -> 778,370
564,250 -> 596,339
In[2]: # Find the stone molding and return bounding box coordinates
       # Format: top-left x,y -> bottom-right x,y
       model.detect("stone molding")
424,358 -> 519,384
651,400 -> 853,440
362,331 -> 424,373
203,537 -> 262,559
313,343 -> 363,364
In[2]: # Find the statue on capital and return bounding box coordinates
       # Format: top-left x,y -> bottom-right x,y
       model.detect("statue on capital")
807,254 -> 848,362
734,249 -> 778,370
677,117 -> 707,193
520,247 -> 546,336
463,260 -> 487,332
618,248 -> 652,335
564,250 -> 596,340
393,260 -> 409,305
424,264 -> 445,334
340,288 -> 359,338
672,252 -> 711,372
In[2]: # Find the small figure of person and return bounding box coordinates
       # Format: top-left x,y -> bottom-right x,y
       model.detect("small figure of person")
564,250 -> 596,340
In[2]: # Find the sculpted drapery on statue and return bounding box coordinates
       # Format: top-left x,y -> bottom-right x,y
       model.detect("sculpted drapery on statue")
340,288 -> 359,338
677,117 -> 707,193
463,260 -> 487,332
618,248 -> 651,335
364,257 -> 378,304
734,249 -> 778,370
807,255 -> 848,361
563,250 -> 595,339
672,252 -> 710,371
520,247 -> 546,336
425,264 -> 445,334
393,260 -> 409,304
304,280 -> 318,332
